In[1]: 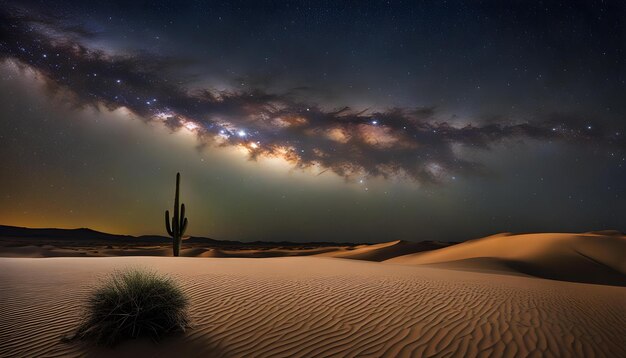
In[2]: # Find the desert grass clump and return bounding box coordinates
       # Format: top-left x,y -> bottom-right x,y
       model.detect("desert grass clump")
75,268 -> 189,346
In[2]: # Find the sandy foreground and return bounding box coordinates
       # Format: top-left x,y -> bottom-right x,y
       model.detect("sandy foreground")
1,255 -> 625,358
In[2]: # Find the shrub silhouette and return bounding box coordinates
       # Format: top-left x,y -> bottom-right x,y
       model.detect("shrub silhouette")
74,268 -> 189,346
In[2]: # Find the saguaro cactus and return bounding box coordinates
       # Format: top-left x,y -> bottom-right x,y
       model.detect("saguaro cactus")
165,172 -> 188,256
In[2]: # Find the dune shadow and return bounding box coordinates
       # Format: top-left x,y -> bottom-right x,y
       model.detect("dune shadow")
506,259 -> 626,287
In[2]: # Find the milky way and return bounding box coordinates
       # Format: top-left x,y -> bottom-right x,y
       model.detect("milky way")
2,7 -> 623,185
1,1 -> 626,241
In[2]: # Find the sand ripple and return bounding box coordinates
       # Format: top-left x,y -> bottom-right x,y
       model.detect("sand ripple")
0,257 -> 624,357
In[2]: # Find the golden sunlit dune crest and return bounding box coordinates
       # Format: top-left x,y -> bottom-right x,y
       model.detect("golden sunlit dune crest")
386,232 -> 626,286
315,240 -> 449,261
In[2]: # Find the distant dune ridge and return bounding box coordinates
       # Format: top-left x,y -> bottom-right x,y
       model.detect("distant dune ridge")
1,226 -> 625,286
0,224 -> 357,246
0,224 -> 361,258
385,231 -> 626,286
317,240 -> 449,261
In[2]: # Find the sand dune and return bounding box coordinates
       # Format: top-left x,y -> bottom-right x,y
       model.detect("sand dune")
0,244 -> 346,258
194,247 -> 343,258
3,230 -> 624,287
386,232 -> 626,286
1,256 -> 625,357
0,243 -> 411,260
316,240 -> 449,261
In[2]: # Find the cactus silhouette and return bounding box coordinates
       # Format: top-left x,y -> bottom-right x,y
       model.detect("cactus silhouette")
165,172 -> 188,256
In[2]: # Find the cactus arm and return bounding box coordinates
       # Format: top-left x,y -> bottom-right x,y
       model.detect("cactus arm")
165,210 -> 173,236
180,204 -> 186,231
181,217 -> 188,235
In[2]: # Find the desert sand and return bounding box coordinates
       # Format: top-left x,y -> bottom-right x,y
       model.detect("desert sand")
0,245 -> 345,258
1,232 -> 625,357
386,231 -> 626,286
316,240 -> 448,261
0,259 -> 624,356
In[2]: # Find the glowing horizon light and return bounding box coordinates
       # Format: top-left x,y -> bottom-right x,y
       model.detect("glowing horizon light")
250,142 -> 259,149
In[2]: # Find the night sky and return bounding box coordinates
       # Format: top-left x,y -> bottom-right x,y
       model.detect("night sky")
0,1 -> 624,242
